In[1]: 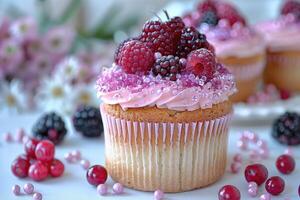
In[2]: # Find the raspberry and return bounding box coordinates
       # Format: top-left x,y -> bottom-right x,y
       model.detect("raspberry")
117,40 -> 154,74
197,0 -> 217,13
200,11 -> 219,26
281,0 -> 300,16
140,20 -> 177,56
165,16 -> 185,41
216,2 -> 246,26
186,48 -> 216,80
114,38 -> 136,63
152,55 -> 184,81
176,27 -> 208,58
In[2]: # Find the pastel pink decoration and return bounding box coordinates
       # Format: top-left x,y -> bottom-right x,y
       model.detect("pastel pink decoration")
16,128 -> 25,143
249,150 -> 260,162
64,152 -> 73,163
233,153 -> 242,163
237,140 -> 248,151
259,149 -> 270,159
12,185 -> 21,196
256,139 -> 268,149
248,186 -> 258,197
154,189 -> 164,200
259,193 -> 271,200
248,182 -> 258,189
112,183 -> 124,194
23,183 -> 34,194
97,184 -> 108,196
3,132 -> 12,142
71,150 -> 81,161
230,162 -> 241,174
284,148 -> 293,156
80,159 -> 90,170
33,192 -> 43,200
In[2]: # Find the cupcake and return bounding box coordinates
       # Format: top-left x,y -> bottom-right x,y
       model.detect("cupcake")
184,0 -> 266,102
255,0 -> 300,92
96,16 -> 236,192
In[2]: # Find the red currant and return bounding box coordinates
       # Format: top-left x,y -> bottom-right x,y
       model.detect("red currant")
24,138 -> 39,158
50,159 -> 65,177
218,185 -> 241,200
244,164 -> 268,186
276,154 -> 295,174
86,165 -> 108,186
11,156 -> 30,178
35,140 -> 55,162
28,161 -> 49,181
265,176 -> 285,196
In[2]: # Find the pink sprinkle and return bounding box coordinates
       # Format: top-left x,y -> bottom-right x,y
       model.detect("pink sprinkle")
64,152 -> 73,163
71,150 -> 81,161
97,184 -> 108,196
284,148 -> 293,156
12,185 -> 21,196
154,52 -> 162,59
230,162 -> 241,174
33,192 -> 43,200
259,193 -> 271,200
237,140 -> 248,151
233,153 -> 242,163
154,189 -> 164,200
3,132 -> 12,142
16,128 -> 25,143
80,159 -> 90,170
248,187 -> 258,197
112,183 -> 124,194
23,183 -> 34,194
248,181 -> 258,189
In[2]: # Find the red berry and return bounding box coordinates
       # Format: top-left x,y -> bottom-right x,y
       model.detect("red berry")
197,0 -> 217,13
117,40 -> 154,74
140,20 -> 177,56
244,164 -> 268,186
281,0 -> 300,16
186,48 -> 216,80
165,16 -> 185,41
35,140 -> 55,162
28,161 -> 49,181
216,2 -> 246,26
49,159 -> 65,177
24,138 -> 39,158
218,185 -> 241,200
86,165 -> 108,186
114,37 -> 136,63
265,176 -> 285,196
280,89 -> 291,100
276,154 -> 295,174
11,156 -> 30,178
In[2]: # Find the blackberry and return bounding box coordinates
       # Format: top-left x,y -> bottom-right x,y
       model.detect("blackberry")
176,27 -> 208,58
32,112 -> 67,144
200,11 -> 219,26
272,112 -> 300,145
72,105 -> 103,138
152,55 -> 183,81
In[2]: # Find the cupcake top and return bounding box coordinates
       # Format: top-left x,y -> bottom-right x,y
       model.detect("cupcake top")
255,0 -> 300,52
96,15 -> 236,111
183,0 -> 266,58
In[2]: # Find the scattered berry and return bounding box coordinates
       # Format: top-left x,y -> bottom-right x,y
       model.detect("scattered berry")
35,140 -> 55,162
49,159 -> 65,177
272,112 -> 300,145
28,161 -> 49,181
112,183 -> 124,194
276,154 -> 295,174
200,11 -> 219,26
186,48 -> 216,80
218,185 -> 241,200
216,1 -> 246,26
152,55 -> 184,81
12,185 -> 21,196
24,138 -> 40,158
244,164 -> 268,186
32,112 -> 67,144
117,40 -> 154,74
73,105 -> 103,137
23,183 -> 34,194
86,165 -> 108,186
11,156 -> 30,178
265,176 -> 285,196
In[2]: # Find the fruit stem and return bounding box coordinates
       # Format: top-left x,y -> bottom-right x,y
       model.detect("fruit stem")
163,10 -> 170,20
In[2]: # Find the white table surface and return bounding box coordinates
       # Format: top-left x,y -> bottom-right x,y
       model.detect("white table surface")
0,112 -> 299,200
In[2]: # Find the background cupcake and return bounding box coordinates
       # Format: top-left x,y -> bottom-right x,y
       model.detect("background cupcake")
256,0 -> 300,92
96,15 -> 236,192
184,0 -> 266,102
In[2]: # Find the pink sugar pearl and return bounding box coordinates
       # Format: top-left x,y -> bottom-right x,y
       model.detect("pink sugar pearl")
233,153 -> 242,163
71,150 -> 81,161
64,152 -> 73,163
248,187 -> 258,197
259,149 -> 269,159
257,140 -> 268,149
16,128 -> 25,143
97,184 -> 108,196
248,181 -> 258,189
4,132 -> 12,142
237,140 -> 248,151
22,135 -> 30,144
113,183 -> 124,194
23,183 -> 34,194
80,159 -> 90,170
284,148 -> 293,156
12,185 -> 21,196
154,189 -> 164,200
259,193 -> 271,200
230,162 -> 241,174
33,192 -> 43,200
244,131 -> 258,143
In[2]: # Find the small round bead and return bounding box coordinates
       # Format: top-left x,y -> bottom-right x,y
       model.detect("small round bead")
154,189 -> 164,200
64,152 -> 73,163
233,153 -> 242,163
248,187 -> 258,197
12,185 -> 21,196
16,128 -> 25,143
237,140 -> 248,151
33,192 -> 43,200
113,183 -> 124,194
243,131 -> 258,142
97,184 -> 108,196
284,148 -> 293,156
23,183 -> 34,194
230,162 -> 241,174
259,193 -> 271,200
248,181 -> 258,189
4,132 -> 12,142
154,52 -> 162,59
80,159 -> 90,170
71,150 -> 81,161
259,148 -> 270,159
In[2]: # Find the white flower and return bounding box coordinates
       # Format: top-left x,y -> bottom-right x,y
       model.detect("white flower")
53,57 -> 81,82
71,83 -> 99,108
0,80 -> 28,113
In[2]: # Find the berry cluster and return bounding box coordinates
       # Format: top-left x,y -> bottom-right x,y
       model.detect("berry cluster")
281,0 -> 300,20
11,139 -> 64,181
184,0 -> 246,28
114,13 -> 217,82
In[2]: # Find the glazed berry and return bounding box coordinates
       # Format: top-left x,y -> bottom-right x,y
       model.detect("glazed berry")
32,112 -> 67,144
281,0 -> 300,16
265,176 -> 285,196
117,40 -> 154,74
186,48 -> 216,80
218,185 -> 241,200
200,11 -> 219,26
272,112 -> 300,145
276,154 -> 295,174
197,0 -> 217,13
140,20 -> 177,56
35,140 -> 55,162
176,27 -> 208,58
152,55 -> 184,81
49,159 -> 65,177
72,105 -> 103,137
165,15 -> 185,41
114,37 -> 136,63
244,164 -> 268,186
11,156 -> 30,178
28,161 -> 49,181
24,138 -> 40,158
216,1 -> 246,26
86,165 -> 108,186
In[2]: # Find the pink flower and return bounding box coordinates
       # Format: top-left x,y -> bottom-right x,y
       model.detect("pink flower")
0,17 -> 11,41
28,53 -> 53,76
9,17 -> 37,42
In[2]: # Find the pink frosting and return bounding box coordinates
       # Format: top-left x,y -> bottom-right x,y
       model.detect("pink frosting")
96,64 -> 236,111
255,15 -> 300,52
